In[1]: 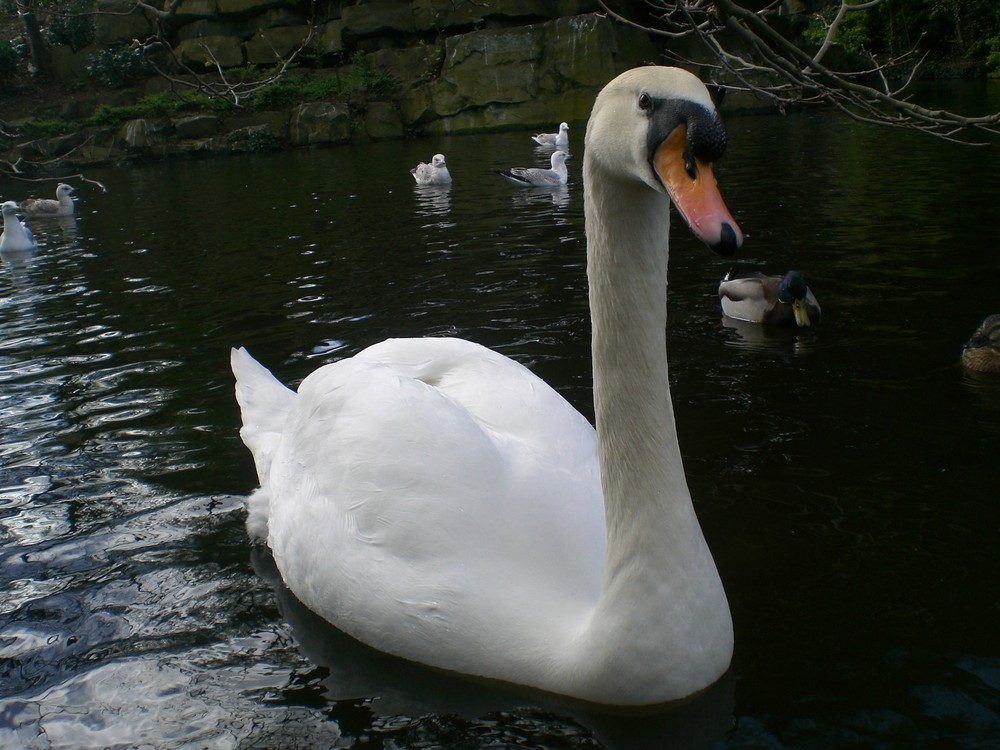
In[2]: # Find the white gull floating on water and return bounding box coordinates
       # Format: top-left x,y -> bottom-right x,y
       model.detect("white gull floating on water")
410,154 -> 452,185
0,201 -> 38,252
20,183 -> 76,218
531,122 -> 569,150
494,150 -> 569,188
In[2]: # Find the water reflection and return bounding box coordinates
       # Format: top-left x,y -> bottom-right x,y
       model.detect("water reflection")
720,315 -> 821,356
507,184 -> 571,209
0,246 -> 36,288
412,184 -> 452,218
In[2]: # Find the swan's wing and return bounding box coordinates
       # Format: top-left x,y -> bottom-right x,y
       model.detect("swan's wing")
260,337 -> 604,666
355,338 -> 595,466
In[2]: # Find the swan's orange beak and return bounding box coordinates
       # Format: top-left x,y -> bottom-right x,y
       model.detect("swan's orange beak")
654,125 -> 743,256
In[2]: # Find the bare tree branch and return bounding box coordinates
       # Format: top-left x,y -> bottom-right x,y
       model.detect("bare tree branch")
0,0 -> 318,180
130,0 -> 318,108
600,0 -> 1000,144
2,146 -> 109,192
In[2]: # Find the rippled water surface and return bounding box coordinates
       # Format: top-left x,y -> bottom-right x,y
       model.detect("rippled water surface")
2,87 -> 999,748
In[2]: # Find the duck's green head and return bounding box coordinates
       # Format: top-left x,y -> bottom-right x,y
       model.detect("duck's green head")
777,271 -> 808,303
778,271 -> 812,327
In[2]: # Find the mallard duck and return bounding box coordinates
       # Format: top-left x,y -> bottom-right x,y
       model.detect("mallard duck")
531,121 -> 569,150
19,183 -> 76,218
719,270 -> 820,327
962,315 -> 1000,374
410,154 -> 452,186
0,201 -> 37,252
232,66 -> 742,706
494,150 -> 569,188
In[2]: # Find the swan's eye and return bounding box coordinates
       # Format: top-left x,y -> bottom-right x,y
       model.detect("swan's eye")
638,93 -> 652,112
684,158 -> 697,180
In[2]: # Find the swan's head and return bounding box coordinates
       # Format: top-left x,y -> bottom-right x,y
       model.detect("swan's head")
431,154 -> 447,168
585,66 -> 743,256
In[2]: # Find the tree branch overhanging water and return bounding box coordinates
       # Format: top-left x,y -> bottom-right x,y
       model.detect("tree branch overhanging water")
600,0 -> 1000,145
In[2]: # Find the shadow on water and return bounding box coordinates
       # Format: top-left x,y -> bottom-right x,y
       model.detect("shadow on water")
1,86 -> 1000,747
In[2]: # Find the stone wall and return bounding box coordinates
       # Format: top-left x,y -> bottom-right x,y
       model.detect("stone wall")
14,1 -> 691,167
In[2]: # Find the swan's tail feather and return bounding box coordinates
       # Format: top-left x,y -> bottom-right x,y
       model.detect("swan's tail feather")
231,347 -> 295,539
244,488 -> 271,543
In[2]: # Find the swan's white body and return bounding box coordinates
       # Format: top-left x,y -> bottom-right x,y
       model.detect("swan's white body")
234,66 -> 743,706
411,154 -> 452,185
0,201 -> 37,252
532,121 -> 570,149
19,183 -> 75,217
495,150 -> 569,188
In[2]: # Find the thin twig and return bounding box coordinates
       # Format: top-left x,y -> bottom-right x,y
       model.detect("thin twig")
599,0 -> 1000,144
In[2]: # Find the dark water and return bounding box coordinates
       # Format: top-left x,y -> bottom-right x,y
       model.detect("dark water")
1,85 -> 999,748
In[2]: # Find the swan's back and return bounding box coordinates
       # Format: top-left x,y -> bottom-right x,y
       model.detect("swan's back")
234,338 -> 605,677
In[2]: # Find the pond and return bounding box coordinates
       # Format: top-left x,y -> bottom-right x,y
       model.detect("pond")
1,80 -> 999,748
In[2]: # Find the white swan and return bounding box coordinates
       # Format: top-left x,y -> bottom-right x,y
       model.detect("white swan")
494,150 -> 569,188
0,201 -> 37,252
531,121 -> 570,149
232,66 -> 743,706
410,154 -> 452,185
19,183 -> 76,218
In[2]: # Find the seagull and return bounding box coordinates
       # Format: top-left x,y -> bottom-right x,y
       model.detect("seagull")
411,154 -> 452,185
531,122 -> 569,150
494,150 -> 569,188
0,201 -> 38,252
19,183 -> 76,218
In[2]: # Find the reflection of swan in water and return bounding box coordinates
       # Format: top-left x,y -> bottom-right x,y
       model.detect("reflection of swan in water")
252,545 -> 735,750
412,183 -> 452,216
232,66 -> 742,707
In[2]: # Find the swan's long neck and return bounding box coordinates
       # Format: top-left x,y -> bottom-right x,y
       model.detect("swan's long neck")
579,160 -> 731,701
586,170 -> 697,576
